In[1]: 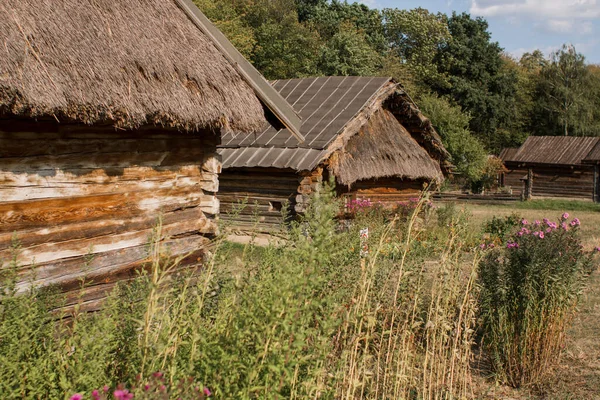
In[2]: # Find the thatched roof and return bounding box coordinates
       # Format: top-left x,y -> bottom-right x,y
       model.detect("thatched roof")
219,76 -> 449,185
332,109 -> 443,185
508,136 -> 600,166
0,0 -> 274,133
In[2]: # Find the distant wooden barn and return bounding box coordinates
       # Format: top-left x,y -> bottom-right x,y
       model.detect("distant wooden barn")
218,76 -> 450,231
0,0 -> 300,310
501,136 -> 600,201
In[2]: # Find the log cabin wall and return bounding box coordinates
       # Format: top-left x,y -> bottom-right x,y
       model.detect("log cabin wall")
341,178 -> 426,206
0,119 -> 220,311
503,162 -> 595,200
219,167 -> 300,232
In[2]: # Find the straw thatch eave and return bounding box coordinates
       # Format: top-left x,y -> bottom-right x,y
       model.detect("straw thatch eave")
0,0 -> 267,133
330,108 -> 444,187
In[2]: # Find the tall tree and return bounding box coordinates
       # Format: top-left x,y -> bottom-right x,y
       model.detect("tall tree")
432,13 -> 519,151
382,8 -> 450,88
317,22 -> 383,76
535,45 -> 594,136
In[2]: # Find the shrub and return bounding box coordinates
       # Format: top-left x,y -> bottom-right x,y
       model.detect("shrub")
478,214 -> 597,387
482,212 -> 522,244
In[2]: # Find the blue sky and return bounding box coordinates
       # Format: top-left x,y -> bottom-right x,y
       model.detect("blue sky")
360,0 -> 600,64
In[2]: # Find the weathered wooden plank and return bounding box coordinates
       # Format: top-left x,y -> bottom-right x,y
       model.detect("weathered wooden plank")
0,206 -> 213,252
0,186 -> 217,232
12,235 -> 212,293
0,168 -> 218,201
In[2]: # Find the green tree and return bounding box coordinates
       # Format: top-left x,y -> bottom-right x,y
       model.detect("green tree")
418,92 -> 488,183
432,13 -> 519,151
534,45 -> 597,136
193,0 -> 256,59
382,8 -> 450,88
317,22 -> 383,76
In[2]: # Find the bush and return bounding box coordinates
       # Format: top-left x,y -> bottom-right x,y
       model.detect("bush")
482,212 -> 522,244
478,214 -> 597,387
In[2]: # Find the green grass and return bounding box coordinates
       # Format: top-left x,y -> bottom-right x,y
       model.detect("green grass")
489,199 -> 600,212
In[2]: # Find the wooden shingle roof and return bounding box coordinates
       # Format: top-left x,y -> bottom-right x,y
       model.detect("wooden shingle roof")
508,136 -> 600,166
220,76 -> 390,150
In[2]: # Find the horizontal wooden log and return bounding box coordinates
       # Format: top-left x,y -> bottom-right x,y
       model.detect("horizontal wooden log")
0,187 -> 217,233
0,167 -> 218,201
12,234 -> 212,293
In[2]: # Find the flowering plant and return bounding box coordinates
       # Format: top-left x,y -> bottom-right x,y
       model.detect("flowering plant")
478,213 -> 598,387
69,373 -> 211,400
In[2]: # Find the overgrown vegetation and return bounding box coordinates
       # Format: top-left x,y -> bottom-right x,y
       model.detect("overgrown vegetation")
479,214 -> 596,387
0,189 -> 597,399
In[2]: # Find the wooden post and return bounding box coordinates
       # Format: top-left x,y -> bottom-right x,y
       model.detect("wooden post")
525,168 -> 533,201
595,165 -> 599,203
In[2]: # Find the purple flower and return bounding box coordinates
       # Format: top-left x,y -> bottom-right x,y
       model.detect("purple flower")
69,395 -> 83,400
517,231 -> 523,237
570,218 -> 581,227
539,232 -> 545,239
488,243 -> 495,249
548,222 -> 558,229
521,219 -> 529,225
479,243 -> 486,249
562,212 -> 569,220
561,222 -> 568,230
203,387 -> 212,397
543,218 -> 549,224
595,246 -> 600,252
546,228 -> 552,233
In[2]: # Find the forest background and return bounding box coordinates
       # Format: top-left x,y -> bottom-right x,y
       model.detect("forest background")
195,0 -> 600,184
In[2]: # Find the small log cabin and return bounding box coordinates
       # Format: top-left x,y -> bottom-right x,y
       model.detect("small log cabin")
0,0 -> 301,310
501,136 -> 600,200
218,76 -> 451,231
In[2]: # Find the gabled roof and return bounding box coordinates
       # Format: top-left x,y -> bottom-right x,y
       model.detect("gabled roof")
221,76 -> 390,149
507,136 -> 600,166
219,76 -> 449,175
0,0 -> 301,137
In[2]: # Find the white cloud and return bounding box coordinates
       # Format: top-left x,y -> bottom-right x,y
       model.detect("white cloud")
544,19 -> 574,33
470,0 -> 600,20
470,0 -> 597,35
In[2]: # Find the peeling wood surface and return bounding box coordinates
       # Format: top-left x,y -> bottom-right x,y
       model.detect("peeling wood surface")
0,122 -> 220,308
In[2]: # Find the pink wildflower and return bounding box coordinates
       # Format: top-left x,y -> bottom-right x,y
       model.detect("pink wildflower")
533,231 -> 540,237
114,390 -> 133,400
479,243 -> 486,249
561,222 -> 568,230
546,228 -> 552,233
539,232 -> 545,239
517,231 -> 523,237
595,247 -> 600,252
543,218 -> 549,224
562,212 -> 569,220
69,395 -> 83,400
488,243 -> 495,249
570,218 -> 581,227
103,386 -> 110,393
521,219 -> 529,225
534,220 -> 541,226
203,387 -> 212,397
92,390 -> 100,400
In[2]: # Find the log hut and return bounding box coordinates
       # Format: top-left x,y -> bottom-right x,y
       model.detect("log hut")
218,76 -> 450,231
501,136 -> 600,200
0,0 -> 301,310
